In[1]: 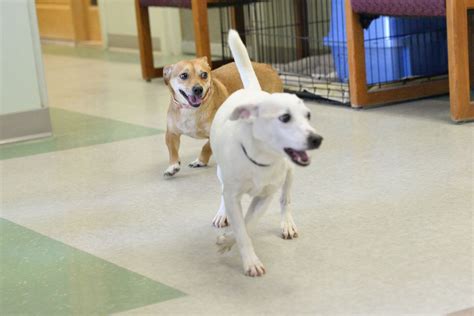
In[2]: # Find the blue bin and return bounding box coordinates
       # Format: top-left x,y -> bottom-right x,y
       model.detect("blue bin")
324,0 -> 448,84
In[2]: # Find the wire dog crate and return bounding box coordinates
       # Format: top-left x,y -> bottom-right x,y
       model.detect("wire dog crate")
218,0 -> 449,104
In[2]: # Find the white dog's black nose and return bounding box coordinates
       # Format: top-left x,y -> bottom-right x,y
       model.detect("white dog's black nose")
307,134 -> 323,149
192,85 -> 203,97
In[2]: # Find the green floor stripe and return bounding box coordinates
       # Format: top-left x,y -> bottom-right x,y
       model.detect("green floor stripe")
0,218 -> 185,315
0,108 -> 163,160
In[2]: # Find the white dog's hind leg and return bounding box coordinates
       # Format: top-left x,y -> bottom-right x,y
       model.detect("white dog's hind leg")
245,195 -> 273,230
212,195 -> 228,228
212,166 -> 228,228
280,166 -> 298,239
222,192 -> 265,277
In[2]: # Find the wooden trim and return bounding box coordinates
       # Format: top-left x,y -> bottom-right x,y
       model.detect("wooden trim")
70,0 -> 88,41
469,9 -> 474,90
294,0 -> 310,59
191,0 -> 212,66
229,6 -> 246,44
361,79 -> 449,106
84,1 -> 102,42
36,3 -> 75,40
136,1 -> 245,80
345,0 -> 473,122
447,0 -> 474,121
36,0 -> 69,4
345,0 -> 369,107
135,0 -> 155,81
154,67 -> 164,78
36,0 -> 101,43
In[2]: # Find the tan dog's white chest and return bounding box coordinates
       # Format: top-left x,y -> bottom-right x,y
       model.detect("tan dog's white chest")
169,108 -> 207,139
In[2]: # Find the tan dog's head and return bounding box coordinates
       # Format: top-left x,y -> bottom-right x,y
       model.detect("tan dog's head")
163,57 -> 211,108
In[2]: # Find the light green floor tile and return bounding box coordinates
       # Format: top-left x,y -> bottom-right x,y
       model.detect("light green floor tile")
0,218 -> 184,315
0,108 -> 162,160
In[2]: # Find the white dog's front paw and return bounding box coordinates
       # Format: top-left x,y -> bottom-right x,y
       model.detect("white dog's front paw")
243,256 -> 266,277
281,217 -> 298,240
216,233 -> 235,254
212,213 -> 228,228
188,159 -> 207,168
164,163 -> 181,177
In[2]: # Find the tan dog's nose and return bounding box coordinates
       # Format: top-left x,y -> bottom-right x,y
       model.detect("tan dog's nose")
192,85 -> 203,97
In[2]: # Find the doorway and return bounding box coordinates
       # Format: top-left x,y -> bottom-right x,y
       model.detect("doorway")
36,0 -> 101,43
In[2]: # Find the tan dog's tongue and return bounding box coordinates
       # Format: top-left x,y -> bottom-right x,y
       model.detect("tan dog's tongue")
189,95 -> 202,106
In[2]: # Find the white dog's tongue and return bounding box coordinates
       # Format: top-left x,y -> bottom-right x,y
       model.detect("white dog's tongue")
188,95 -> 202,106
294,150 -> 309,164
285,148 -> 310,166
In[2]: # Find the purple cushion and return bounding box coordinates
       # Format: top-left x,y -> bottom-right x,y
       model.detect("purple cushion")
139,0 -> 191,7
139,0 -> 256,8
351,0 -> 446,17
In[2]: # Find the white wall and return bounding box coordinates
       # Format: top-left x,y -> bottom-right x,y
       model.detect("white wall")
100,0 -> 182,55
0,0 -> 48,114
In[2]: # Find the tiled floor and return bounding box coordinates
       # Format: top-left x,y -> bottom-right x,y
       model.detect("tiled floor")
0,107 -> 161,160
0,46 -> 473,315
1,218 -> 183,315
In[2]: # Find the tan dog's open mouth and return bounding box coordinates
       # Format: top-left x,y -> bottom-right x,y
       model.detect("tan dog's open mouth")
179,89 -> 205,108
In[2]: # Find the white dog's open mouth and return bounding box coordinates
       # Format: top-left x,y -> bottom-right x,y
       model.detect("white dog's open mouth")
179,89 -> 203,108
284,148 -> 310,167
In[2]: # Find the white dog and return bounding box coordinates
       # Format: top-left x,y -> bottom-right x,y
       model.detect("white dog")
210,30 -> 323,277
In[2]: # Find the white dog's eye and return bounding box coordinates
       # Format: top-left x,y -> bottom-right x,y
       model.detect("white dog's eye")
306,112 -> 311,120
179,73 -> 188,80
279,113 -> 291,123
200,72 -> 208,79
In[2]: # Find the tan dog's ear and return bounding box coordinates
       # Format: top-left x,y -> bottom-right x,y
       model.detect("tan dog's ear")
198,56 -> 209,66
229,104 -> 259,121
163,64 -> 174,85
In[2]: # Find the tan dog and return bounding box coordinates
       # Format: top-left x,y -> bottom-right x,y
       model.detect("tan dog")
163,57 -> 283,177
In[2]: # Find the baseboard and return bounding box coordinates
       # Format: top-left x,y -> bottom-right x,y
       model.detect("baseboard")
106,35 -> 225,58
107,34 -> 161,51
181,40 -> 223,57
0,108 -> 52,145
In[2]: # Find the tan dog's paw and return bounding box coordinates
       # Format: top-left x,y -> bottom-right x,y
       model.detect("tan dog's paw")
216,233 -> 235,254
243,256 -> 266,277
212,213 -> 228,228
188,159 -> 207,168
281,218 -> 298,240
164,163 -> 181,177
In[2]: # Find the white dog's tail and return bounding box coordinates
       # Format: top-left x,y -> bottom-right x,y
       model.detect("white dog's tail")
227,29 -> 261,91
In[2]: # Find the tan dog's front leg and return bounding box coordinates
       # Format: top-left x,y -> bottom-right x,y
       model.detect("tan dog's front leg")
164,131 -> 181,177
189,140 -> 212,168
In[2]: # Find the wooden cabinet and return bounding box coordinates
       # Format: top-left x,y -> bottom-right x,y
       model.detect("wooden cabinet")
35,0 -> 101,43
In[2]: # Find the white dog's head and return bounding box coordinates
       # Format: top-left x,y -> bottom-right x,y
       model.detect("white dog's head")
230,93 -> 323,166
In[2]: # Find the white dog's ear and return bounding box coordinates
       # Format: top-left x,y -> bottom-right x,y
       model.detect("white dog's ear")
229,105 -> 258,121
163,64 -> 174,85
